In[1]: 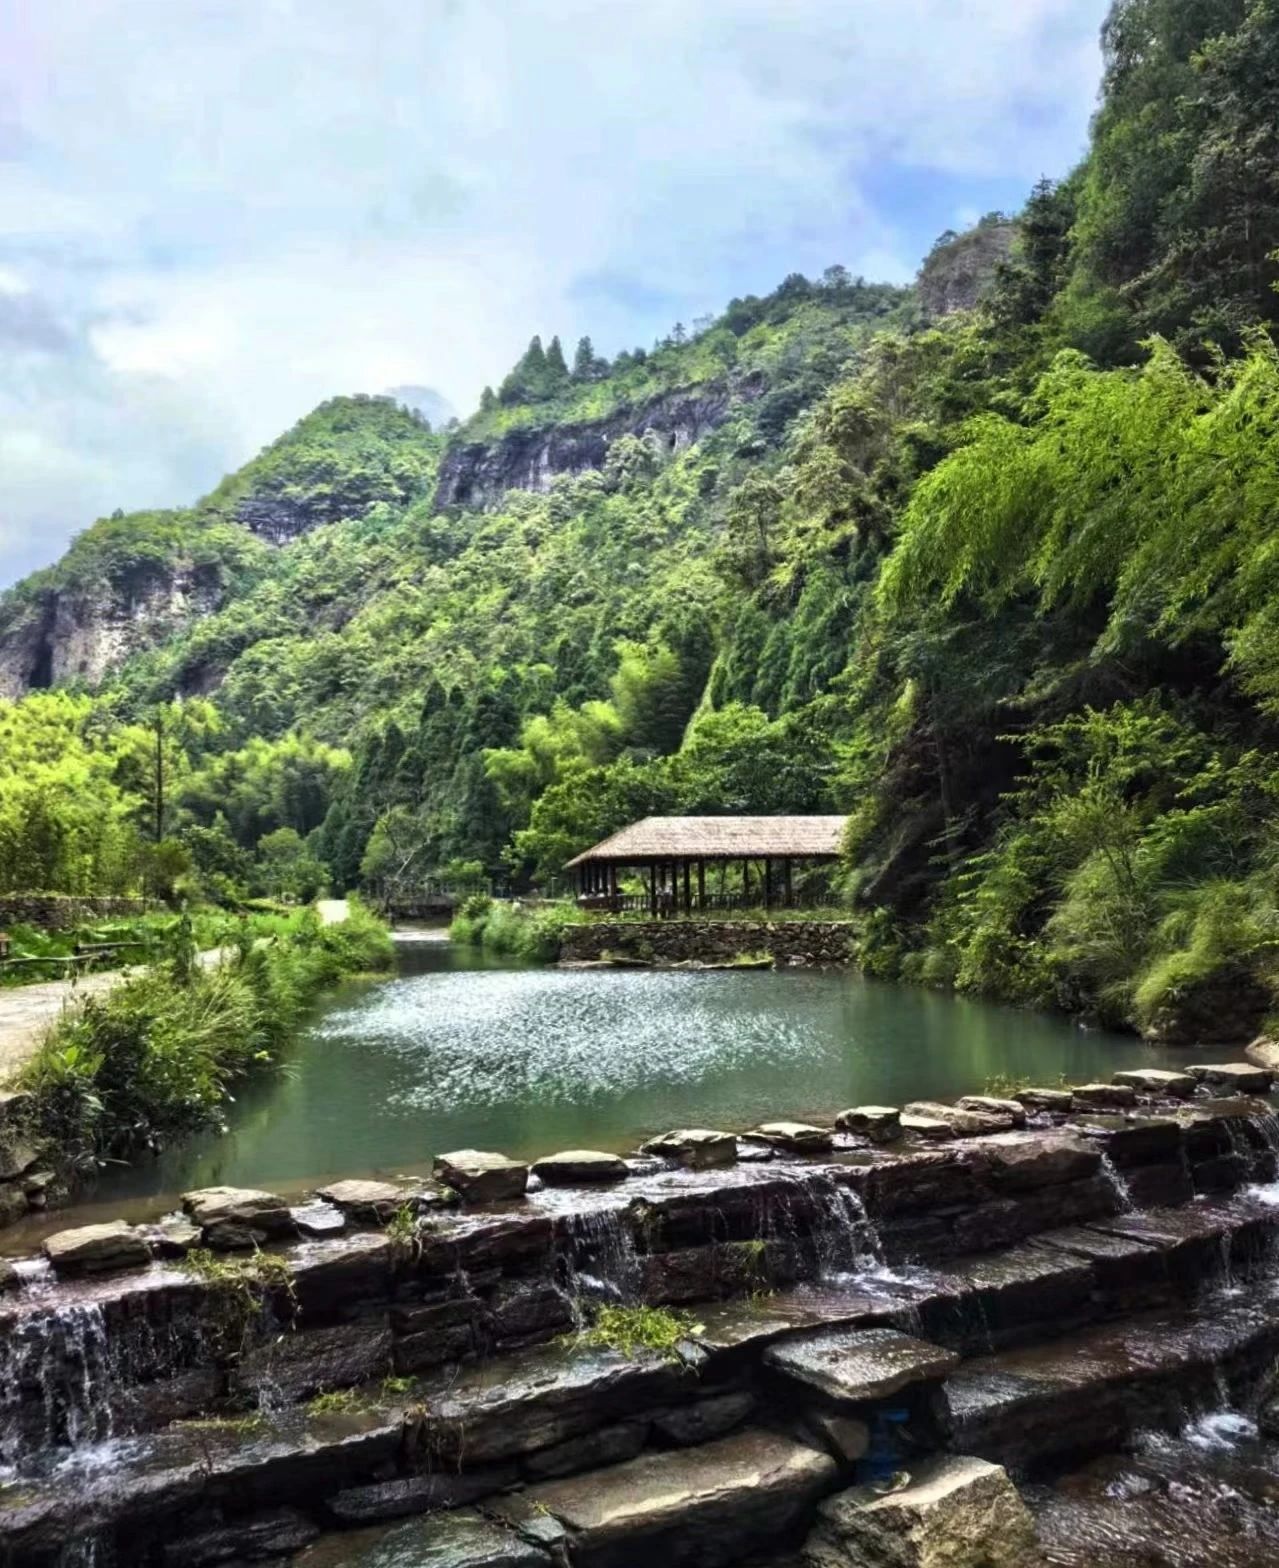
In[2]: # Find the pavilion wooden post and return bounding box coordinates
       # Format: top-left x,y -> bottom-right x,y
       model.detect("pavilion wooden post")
783,857 -> 793,908
609,863 -> 618,908
697,858 -> 706,911
648,861 -> 658,918
742,859 -> 750,906
763,856 -> 773,911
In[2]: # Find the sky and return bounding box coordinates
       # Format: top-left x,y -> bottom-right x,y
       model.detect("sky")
0,0 -> 1108,585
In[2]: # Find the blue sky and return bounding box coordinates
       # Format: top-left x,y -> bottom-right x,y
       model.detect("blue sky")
0,0 -> 1108,584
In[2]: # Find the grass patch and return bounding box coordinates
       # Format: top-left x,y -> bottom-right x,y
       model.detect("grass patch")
580,1305 -> 703,1360
307,1387 -> 364,1416
384,1203 -> 427,1262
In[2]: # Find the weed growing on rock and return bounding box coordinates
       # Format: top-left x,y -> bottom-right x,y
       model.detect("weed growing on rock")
384,1203 -> 425,1263
307,1387 -> 364,1416
581,1304 -> 702,1360
182,1246 -> 298,1357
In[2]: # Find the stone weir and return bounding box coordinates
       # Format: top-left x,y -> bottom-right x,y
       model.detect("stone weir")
4,1071 -> 1279,1566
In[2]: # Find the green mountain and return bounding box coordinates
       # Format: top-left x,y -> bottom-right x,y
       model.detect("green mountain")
5,0 -> 1279,1045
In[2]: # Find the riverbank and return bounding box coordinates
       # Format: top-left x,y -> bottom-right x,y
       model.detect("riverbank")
0,901 -> 392,1228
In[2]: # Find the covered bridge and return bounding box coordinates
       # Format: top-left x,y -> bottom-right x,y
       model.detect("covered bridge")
564,815 -> 847,915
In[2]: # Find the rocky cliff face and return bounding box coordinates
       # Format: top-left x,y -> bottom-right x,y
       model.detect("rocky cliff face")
434,378 -> 761,512
0,566 -> 224,698
916,221 -> 1016,318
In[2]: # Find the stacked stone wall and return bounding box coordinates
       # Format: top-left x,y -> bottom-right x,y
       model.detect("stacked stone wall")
560,918 -> 855,965
0,894 -> 159,931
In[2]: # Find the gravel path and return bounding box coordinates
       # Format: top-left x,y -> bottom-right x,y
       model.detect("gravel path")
0,898 -> 351,1082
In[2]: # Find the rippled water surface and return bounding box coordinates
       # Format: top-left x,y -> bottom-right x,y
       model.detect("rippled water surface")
42,937 -> 1192,1223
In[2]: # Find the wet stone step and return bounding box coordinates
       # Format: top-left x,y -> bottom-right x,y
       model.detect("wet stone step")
293,1509 -> 551,1567
0,1342 -> 696,1562
764,1327 -> 960,1408
520,1426 -> 837,1568
944,1286 -> 1279,1468
1085,1193 -> 1277,1282
694,1277 -> 939,1361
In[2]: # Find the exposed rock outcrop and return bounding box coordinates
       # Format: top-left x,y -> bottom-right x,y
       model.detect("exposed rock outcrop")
916,220 -> 1017,318
0,566 -> 224,698
434,379 -> 761,512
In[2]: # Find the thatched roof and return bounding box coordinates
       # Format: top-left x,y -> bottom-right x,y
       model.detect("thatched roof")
565,815 -> 848,867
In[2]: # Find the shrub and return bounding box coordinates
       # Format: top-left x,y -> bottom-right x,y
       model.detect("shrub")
450,898 -> 572,962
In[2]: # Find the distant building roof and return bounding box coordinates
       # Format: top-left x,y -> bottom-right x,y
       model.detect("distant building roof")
565,815 -> 848,867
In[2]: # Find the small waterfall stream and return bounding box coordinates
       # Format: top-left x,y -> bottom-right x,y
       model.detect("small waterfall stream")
1098,1152 -> 1135,1212
555,1203 -> 641,1320
0,1304 -> 117,1470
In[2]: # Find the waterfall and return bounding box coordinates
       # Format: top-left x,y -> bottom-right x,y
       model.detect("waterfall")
0,1304 -> 116,1470
765,1170 -> 884,1281
1099,1152 -> 1134,1213
557,1205 -> 640,1319
808,1174 -> 885,1277
57,1537 -> 114,1568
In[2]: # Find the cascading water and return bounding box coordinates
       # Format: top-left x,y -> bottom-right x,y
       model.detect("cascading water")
764,1169 -> 884,1281
556,1204 -> 641,1320
0,1304 -> 115,1471
1098,1152 -> 1135,1213
807,1173 -> 885,1277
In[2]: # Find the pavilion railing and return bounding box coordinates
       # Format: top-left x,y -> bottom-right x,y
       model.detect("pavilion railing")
575,890 -> 824,916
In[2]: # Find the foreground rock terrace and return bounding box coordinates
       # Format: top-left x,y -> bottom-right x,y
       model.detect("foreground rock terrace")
1,1069 -> 1278,1565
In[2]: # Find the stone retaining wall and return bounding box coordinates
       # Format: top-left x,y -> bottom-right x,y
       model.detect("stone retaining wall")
0,893 -> 158,931
560,918 -> 855,965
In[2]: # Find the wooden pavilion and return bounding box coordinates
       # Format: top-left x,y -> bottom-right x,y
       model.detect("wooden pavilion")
564,815 -> 847,916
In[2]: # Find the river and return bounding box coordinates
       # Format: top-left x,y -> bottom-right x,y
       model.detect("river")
15,937 -> 1196,1237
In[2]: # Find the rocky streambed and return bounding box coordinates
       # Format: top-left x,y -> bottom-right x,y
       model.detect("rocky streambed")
3,1065 -> 1279,1565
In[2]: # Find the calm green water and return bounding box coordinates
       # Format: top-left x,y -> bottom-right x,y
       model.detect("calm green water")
55,938 -> 1187,1224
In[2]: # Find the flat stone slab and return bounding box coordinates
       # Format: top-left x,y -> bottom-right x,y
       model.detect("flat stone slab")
957,1095 -> 1027,1128
765,1327 -> 960,1406
900,1114 -> 954,1141
1015,1087 -> 1073,1112
317,1178 -> 415,1217
804,1454 -> 1037,1568
1070,1083 -> 1137,1109
434,1150 -> 529,1202
524,1427 -> 836,1568
696,1280 -> 937,1358
905,1101 -> 1014,1136
836,1107 -> 901,1142
1112,1068 -> 1196,1099
1189,1062 -> 1274,1093
977,1131 -> 1100,1190
1246,1037 -> 1279,1073
531,1150 -> 629,1184
182,1185 -> 292,1233
640,1129 -> 738,1168
43,1220 -> 150,1275
754,1121 -> 833,1152
294,1509 -> 550,1567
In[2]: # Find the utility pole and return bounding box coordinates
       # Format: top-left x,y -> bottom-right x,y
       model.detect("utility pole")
153,706 -> 165,844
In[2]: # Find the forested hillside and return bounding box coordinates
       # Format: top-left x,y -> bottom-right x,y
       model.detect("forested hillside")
4,0 -> 1279,1043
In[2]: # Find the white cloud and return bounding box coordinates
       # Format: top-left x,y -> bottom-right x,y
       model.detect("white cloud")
0,0 -> 1108,581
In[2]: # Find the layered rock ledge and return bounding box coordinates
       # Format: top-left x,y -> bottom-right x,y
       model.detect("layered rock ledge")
2,1079 -> 1278,1565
